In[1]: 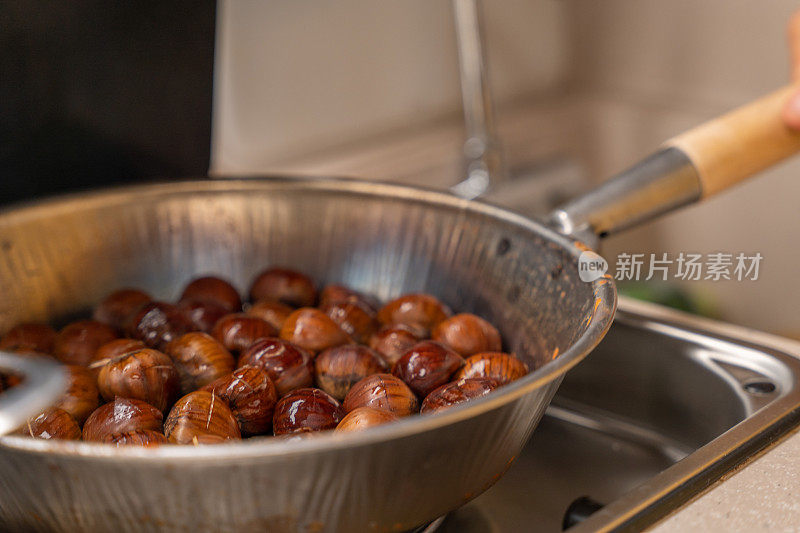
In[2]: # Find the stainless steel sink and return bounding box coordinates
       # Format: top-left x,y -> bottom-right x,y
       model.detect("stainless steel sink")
436,297 -> 800,532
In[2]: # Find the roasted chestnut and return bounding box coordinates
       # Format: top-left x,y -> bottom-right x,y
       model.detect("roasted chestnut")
164,391 -> 241,444
165,332 -> 235,394
335,407 -> 398,433
54,365 -> 100,425
376,293 -> 451,336
179,276 -> 242,312
432,313 -> 502,357
97,348 -> 181,412
249,267 -> 317,307
237,338 -> 314,397
0,323 -> 56,354
246,300 -> 295,331
105,429 -> 168,447
93,288 -> 152,332
82,397 -> 163,442
455,352 -> 528,385
211,313 -> 277,354
125,301 -> 195,351
320,300 -> 378,344
53,320 -> 118,366
19,408 -> 81,440
314,344 -> 387,400
420,377 -> 502,414
8,269 -> 516,445
279,308 -> 350,354
319,284 -> 379,313
89,338 -> 147,376
391,341 -> 464,398
343,374 -> 419,417
177,299 -> 229,334
273,388 -> 344,435
202,365 -> 277,436
368,325 -> 421,367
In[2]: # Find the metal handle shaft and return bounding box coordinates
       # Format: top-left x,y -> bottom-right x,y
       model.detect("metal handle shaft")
548,147 -> 701,245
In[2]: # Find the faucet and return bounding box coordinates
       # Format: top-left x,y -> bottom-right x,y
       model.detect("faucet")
450,0 -> 504,199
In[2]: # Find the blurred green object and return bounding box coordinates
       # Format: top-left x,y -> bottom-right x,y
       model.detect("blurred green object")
619,282 -> 720,319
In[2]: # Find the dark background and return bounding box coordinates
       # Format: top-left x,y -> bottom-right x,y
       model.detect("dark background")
0,1 -> 216,205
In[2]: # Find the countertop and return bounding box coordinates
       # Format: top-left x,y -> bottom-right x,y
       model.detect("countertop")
652,425 -> 800,531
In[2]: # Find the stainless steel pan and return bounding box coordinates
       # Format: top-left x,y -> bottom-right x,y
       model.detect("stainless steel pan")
0,87 -> 798,532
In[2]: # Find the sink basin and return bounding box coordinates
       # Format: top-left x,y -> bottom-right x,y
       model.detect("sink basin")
436,297 -> 800,532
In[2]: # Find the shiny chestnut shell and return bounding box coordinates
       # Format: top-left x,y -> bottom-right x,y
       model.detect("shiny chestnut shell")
368,325 -> 421,367
177,299 -> 229,334
54,365 -> 100,424
211,313 -> 277,354
343,373 -> 419,417
319,284 -> 379,313
165,332 -> 235,394
246,300 -> 295,331
0,323 -> 56,354
237,338 -> 314,397
420,377 -> 502,414
82,398 -> 163,442
125,301 -> 195,351
455,352 -> 529,385
202,365 -> 278,436
376,293 -> 451,336
279,308 -> 350,354
20,408 -> 81,440
97,348 -> 181,412
391,341 -> 464,398
335,407 -> 398,433
93,289 -> 152,331
164,391 -> 242,444
432,313 -> 502,357
320,300 -> 378,344
54,320 -> 118,366
89,338 -> 147,376
249,267 -> 317,307
105,429 -> 168,447
179,276 -> 242,312
273,388 -> 344,435
314,345 -> 387,400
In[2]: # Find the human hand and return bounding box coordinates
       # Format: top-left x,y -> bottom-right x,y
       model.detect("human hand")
782,10 -> 800,129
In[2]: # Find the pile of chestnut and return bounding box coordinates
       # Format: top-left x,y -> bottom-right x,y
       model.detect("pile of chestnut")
0,268 -> 529,446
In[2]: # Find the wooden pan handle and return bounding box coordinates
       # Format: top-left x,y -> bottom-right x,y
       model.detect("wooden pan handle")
551,85 -> 800,239
665,85 -> 800,197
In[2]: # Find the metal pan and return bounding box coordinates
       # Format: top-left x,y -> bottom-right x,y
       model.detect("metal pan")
0,86 -> 798,532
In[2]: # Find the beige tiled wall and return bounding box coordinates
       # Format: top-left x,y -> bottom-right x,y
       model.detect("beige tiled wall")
567,0 -> 800,334
211,0 -> 568,174
567,0 -> 797,104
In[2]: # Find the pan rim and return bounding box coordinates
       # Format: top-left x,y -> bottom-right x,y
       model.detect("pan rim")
0,176 -> 617,460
